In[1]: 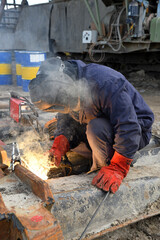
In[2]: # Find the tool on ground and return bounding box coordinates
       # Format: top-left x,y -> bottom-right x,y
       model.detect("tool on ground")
10,142 -> 21,171
79,191 -> 110,240
9,92 -> 44,139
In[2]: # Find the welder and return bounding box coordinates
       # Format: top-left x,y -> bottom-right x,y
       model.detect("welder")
29,57 -> 154,194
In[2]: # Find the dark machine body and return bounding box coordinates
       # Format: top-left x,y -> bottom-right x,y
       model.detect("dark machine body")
48,0 -> 160,71
1,0 -> 160,71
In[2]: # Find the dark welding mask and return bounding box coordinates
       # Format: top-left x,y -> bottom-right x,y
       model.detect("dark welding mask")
29,57 -> 79,114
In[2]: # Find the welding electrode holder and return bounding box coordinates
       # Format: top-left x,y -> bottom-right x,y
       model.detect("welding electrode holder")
10,142 -> 22,171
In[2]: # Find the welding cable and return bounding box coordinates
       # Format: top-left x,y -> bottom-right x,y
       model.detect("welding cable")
79,191 -> 110,240
24,114 -> 44,140
35,117 -> 44,139
106,6 -> 125,52
88,6 -> 126,63
88,10 -> 117,63
122,23 -> 135,40
88,42 -> 106,63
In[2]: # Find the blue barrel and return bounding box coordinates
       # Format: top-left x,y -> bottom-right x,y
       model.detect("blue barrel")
0,51 -> 12,85
15,51 -> 22,86
21,51 -> 46,92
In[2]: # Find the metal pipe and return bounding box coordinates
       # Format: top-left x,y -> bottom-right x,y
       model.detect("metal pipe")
125,0 -> 129,32
0,0 -> 6,22
157,0 -> 160,17
95,0 -> 102,36
83,0 -> 101,35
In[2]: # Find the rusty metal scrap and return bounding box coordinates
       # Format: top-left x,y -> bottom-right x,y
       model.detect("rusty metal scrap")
0,177 -> 64,240
14,164 -> 54,205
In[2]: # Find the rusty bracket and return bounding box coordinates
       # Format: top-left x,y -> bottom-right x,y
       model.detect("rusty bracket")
14,164 -> 54,206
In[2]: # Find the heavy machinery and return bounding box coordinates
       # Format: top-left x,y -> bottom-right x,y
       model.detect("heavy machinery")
49,0 -> 160,71
1,0 -> 160,72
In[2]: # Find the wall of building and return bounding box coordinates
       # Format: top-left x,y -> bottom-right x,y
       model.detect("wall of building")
0,3 -> 52,52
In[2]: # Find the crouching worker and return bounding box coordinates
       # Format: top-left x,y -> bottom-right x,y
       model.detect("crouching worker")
29,57 -> 154,193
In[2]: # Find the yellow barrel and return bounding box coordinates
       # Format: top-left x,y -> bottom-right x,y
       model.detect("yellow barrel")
21,51 -> 46,92
0,51 -> 12,85
15,51 -> 22,86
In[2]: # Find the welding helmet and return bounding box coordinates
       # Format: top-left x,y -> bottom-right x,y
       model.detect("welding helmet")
29,57 -> 79,113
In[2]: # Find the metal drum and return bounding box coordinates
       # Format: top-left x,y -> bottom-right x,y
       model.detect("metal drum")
21,51 -> 46,92
0,51 -> 12,85
14,51 -> 22,86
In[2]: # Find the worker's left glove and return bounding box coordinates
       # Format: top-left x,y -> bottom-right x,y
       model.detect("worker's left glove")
92,151 -> 132,193
49,135 -> 70,167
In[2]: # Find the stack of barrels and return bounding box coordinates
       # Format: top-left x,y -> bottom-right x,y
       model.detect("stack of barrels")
15,51 -> 46,92
0,50 -> 46,92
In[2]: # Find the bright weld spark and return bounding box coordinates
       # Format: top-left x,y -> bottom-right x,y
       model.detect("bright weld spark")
21,156 -> 55,180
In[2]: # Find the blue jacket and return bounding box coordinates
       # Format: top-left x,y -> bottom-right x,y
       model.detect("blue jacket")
55,60 -> 154,158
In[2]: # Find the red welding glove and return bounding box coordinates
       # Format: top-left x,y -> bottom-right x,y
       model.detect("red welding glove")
92,151 -> 132,194
49,135 -> 70,167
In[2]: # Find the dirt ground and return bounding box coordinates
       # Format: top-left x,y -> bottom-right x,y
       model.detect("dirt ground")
126,70 -> 160,138
0,69 -> 160,240
95,214 -> 160,240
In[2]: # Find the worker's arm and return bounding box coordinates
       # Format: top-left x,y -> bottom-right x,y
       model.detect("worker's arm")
97,82 -> 142,158
49,113 -> 87,166
49,134 -> 70,166
92,151 -> 132,193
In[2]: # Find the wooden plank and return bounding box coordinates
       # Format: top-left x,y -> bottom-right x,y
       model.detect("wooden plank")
14,164 -> 54,204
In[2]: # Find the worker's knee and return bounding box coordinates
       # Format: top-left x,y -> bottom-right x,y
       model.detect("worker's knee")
86,118 -> 101,139
86,118 -> 113,144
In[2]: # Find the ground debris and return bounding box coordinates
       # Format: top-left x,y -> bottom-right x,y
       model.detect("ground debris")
143,198 -> 160,215
93,214 -> 160,240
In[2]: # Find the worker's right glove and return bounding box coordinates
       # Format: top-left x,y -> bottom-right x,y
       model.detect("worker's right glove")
92,151 -> 132,193
49,135 -> 70,167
